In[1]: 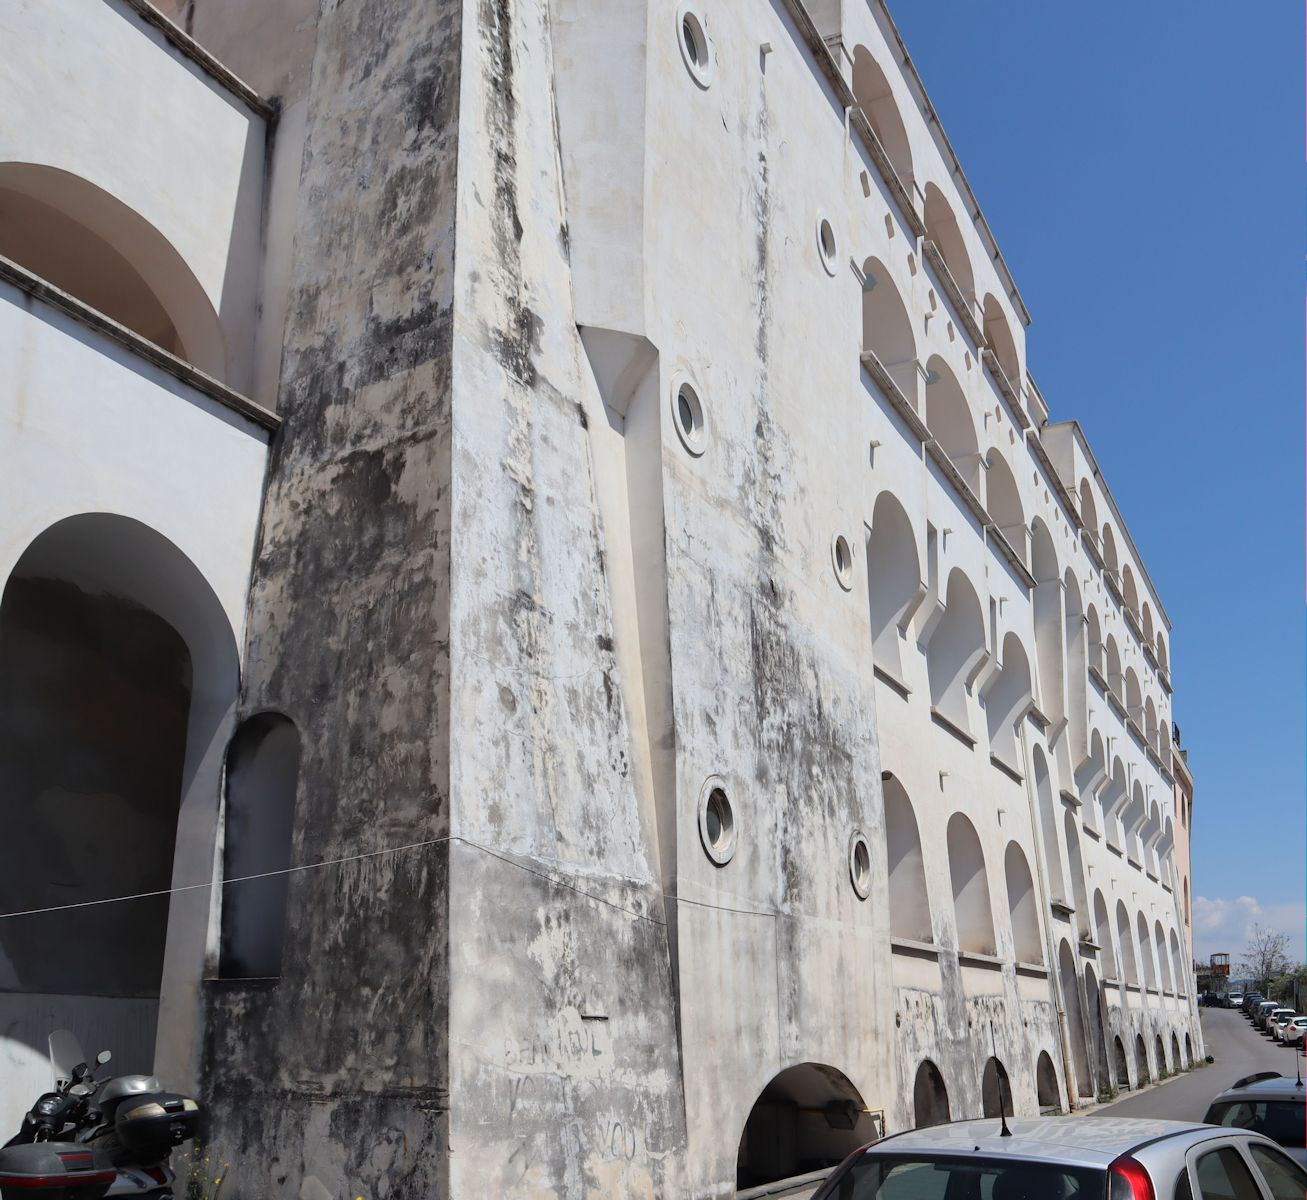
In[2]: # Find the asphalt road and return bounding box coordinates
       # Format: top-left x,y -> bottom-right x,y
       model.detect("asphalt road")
1089,1007 -> 1305,1122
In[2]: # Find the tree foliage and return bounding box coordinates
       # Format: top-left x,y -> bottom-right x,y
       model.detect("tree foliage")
1239,924 -> 1294,991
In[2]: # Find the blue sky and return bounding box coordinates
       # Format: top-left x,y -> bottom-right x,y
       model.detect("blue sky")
887,2 -> 1305,966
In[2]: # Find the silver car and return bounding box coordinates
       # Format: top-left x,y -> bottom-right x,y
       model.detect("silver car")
1204,1073 -> 1307,1167
808,1117 -> 1306,1200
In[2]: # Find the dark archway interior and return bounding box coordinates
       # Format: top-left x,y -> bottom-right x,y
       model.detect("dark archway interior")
0,574 -> 190,996
220,714 -> 301,980
1114,1037 -> 1131,1091
1035,1051 -> 1061,1113
912,1060 -> 950,1129
736,1063 -> 876,1190
1136,1034 -> 1150,1084
981,1057 -> 1012,1118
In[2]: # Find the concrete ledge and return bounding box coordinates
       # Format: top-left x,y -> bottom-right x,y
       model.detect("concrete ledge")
958,950 -> 1004,970
930,707 -> 976,748
873,663 -> 911,699
0,254 -> 278,434
891,937 -> 940,961
737,1167 -> 834,1199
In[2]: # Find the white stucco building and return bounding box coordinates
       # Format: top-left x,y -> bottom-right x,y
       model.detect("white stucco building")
1,0 -> 1201,1194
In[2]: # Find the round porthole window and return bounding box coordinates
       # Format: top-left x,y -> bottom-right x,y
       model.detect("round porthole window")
677,4 -> 714,88
698,777 -> 736,866
849,831 -> 872,900
831,532 -> 854,591
817,216 -> 838,276
671,374 -> 707,455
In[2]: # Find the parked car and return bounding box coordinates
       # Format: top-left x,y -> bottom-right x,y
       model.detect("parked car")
1243,992 -> 1265,1014
1204,1072 -> 1307,1167
1282,1017 -> 1307,1046
1255,1001 -> 1281,1030
809,1116 -> 1307,1200
1227,991 -> 1244,1009
1269,1010 -> 1298,1041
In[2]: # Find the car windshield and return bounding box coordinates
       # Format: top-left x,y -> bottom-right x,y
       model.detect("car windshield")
829,1154 -> 1104,1200
1206,1100 -> 1307,1148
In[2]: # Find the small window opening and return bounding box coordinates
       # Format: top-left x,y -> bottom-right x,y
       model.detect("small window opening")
832,533 -> 854,590
699,780 -> 736,865
849,833 -> 871,899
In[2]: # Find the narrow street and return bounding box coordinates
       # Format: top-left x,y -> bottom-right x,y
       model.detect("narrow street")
1090,1007 -> 1305,1122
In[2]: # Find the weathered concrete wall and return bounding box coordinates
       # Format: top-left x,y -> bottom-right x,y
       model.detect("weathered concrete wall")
200,0 -> 461,1193
444,0 -> 686,1193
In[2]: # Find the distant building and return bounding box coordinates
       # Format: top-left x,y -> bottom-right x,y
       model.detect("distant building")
1,0 -> 1202,1194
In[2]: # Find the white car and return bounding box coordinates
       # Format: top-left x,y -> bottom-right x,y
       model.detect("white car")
1268,1009 -> 1297,1040
1282,1017 -> 1307,1046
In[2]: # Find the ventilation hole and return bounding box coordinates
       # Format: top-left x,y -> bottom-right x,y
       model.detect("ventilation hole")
849,832 -> 872,900
671,377 -> 707,455
699,779 -> 737,865
831,533 -> 854,590
817,217 -> 838,275
677,8 -> 714,87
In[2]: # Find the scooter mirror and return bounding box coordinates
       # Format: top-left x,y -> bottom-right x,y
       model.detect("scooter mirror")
96,1050 -> 112,1066
72,1062 -> 89,1083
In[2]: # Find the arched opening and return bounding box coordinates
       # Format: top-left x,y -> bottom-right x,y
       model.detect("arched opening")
1004,842 -> 1042,964
1031,521 -> 1064,722
1035,1051 -> 1061,1113
861,256 -> 919,407
736,1063 -> 878,1190
984,450 -> 1025,561
912,1060 -> 950,1129
924,356 -> 981,492
1075,729 -> 1107,830
982,294 -> 1020,386
0,513 -> 238,1082
926,569 -> 986,731
1183,877 -> 1190,928
1101,759 -> 1128,848
1169,930 -> 1185,997
923,183 -> 975,303
1156,634 -> 1169,674
981,1057 -> 1013,1118
1084,964 -> 1111,1089
1136,912 -> 1157,990
1122,565 -> 1140,616
1154,921 -> 1172,992
1124,668 -> 1142,721
1078,480 -> 1098,537
1093,891 -> 1116,980
1184,1033 -> 1193,1067
984,632 -> 1031,767
1159,720 -> 1173,764
883,774 -> 933,942
1124,782 -> 1146,864
1058,938 -> 1094,1098
947,813 -> 995,955
1144,697 -> 1159,753
1032,746 -> 1066,904
1101,524 -> 1120,578
1085,605 -> 1103,677
1171,1032 -> 1182,1071
1116,901 -> 1139,986
1154,1034 -> 1167,1076
1063,813 -> 1090,938
866,492 -> 921,680
1141,603 -> 1155,644
1063,571 -> 1086,745
1113,1036 -> 1131,1091
219,713 -> 301,979
0,162 -> 225,376
852,48 -> 913,184
1104,636 -> 1123,698
1136,1034 -> 1150,1084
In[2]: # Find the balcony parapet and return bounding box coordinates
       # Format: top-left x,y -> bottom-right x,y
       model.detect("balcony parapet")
0,254 -> 278,433
982,348 -> 1029,430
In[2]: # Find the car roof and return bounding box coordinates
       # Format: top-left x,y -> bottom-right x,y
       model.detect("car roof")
1211,1077 -> 1307,1103
863,1118 -> 1215,1168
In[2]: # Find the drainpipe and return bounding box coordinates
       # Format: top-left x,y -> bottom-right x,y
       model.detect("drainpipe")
1017,719 -> 1080,1112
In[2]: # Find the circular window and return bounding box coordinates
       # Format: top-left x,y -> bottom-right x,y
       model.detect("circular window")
831,533 -> 854,590
817,216 -> 838,276
671,374 -> 707,455
677,5 -> 714,88
699,778 -> 736,866
849,831 -> 872,900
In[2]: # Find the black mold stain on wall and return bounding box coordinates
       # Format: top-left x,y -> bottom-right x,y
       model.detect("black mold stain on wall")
200,1 -> 462,1195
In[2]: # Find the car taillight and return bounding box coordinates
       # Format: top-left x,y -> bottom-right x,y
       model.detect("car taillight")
1108,1155 -> 1155,1200
145,1165 -> 170,1184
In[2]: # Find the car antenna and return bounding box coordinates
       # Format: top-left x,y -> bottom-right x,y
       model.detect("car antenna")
991,1021 -> 1013,1137
1295,1045 -> 1303,1090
